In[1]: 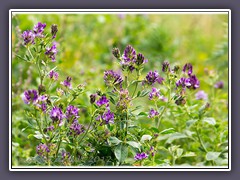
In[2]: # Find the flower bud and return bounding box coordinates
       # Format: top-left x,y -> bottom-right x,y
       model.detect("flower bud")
112,47 -> 120,59
136,53 -> 144,65
90,94 -> 97,104
162,61 -> 170,72
38,85 -> 46,94
51,24 -> 58,39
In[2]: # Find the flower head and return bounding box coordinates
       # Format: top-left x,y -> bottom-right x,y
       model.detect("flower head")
162,61 -> 170,72
22,30 -> 35,45
148,109 -> 159,118
22,89 -> 38,104
185,75 -> 200,89
104,70 -> 123,88
214,81 -> 224,89
61,76 -> 72,89
116,89 -> 132,111
69,121 -> 84,136
49,70 -> 59,81
112,47 -> 121,59
149,87 -> 160,100
144,71 -> 164,86
61,150 -> 71,161
134,152 -> 148,161
65,105 -> 79,122
96,96 -> 109,107
183,63 -> 193,75
136,53 -> 148,66
50,106 -> 64,125
36,143 -> 50,157
90,94 -> 97,104
51,24 -> 58,39
122,45 -> 137,65
45,42 -> 57,62
195,90 -> 208,100
101,110 -> 114,124
33,22 -> 46,37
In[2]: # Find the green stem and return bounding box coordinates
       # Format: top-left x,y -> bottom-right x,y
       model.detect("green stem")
131,70 -> 140,98
195,122 -> 208,153
125,111 -> 128,141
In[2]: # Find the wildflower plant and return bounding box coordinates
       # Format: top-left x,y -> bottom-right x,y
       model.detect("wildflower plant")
16,21 -> 228,167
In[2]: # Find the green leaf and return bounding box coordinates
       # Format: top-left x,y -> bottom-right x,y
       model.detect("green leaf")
114,144 -> 128,163
139,90 -> 150,97
186,119 -> 197,127
127,141 -> 141,150
140,135 -> 152,142
109,96 -> 116,105
176,148 -> 184,158
137,91 -> 141,97
182,152 -> 196,157
203,117 -> 216,125
206,152 -> 221,161
108,136 -> 122,146
160,128 -> 175,134
137,112 -> 148,116
166,133 -> 188,144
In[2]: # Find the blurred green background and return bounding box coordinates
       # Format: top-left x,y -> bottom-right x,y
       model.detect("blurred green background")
11,13 -> 229,166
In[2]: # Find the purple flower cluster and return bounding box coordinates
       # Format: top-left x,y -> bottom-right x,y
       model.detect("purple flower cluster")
120,45 -> 148,72
49,70 -> 59,81
61,76 -> 72,89
183,63 -> 193,75
45,42 -> 58,62
22,30 -> 35,45
69,121 -> 84,136
22,89 -> 38,104
50,106 -> 64,126
22,22 -> 46,46
116,89 -> 132,111
65,105 -> 79,122
162,61 -> 170,72
134,152 -> 148,160
104,70 -> 123,88
101,110 -> 114,124
214,81 -> 224,89
148,108 -> 159,118
36,143 -> 50,157
176,64 -> 199,89
96,96 -> 109,107
33,22 -> 46,38
149,87 -> 160,100
45,125 -> 54,132
195,90 -> 208,100
61,150 -> 71,161
143,71 -> 164,86
38,95 -> 48,112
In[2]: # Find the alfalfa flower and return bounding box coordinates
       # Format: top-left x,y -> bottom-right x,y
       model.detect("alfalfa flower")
50,106 -> 64,126
149,87 -> 160,100
69,121 -> 84,136
195,90 -> 208,100
22,89 -> 38,104
96,96 -> 109,107
51,24 -> 58,39
143,71 -> 164,86
134,152 -> 148,160
33,22 -> 46,38
112,47 -> 121,59
45,42 -> 57,62
104,70 -> 123,88
101,110 -> 114,124
162,61 -> 170,72
65,105 -> 79,123
61,76 -> 72,89
22,30 -> 35,45
36,143 -> 50,157
183,63 -> 193,75
214,81 -> 224,89
148,108 -> 159,118
49,70 -> 59,81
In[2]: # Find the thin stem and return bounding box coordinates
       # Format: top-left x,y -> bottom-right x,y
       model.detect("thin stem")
131,70 -> 140,98
125,111 -> 128,141
195,123 -> 208,153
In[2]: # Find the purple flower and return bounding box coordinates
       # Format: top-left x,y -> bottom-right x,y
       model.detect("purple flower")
185,75 -> 200,89
134,152 -> 148,160
36,143 -> 50,157
144,71 -> 164,86
69,121 -> 84,136
96,96 -> 109,107
149,146 -> 155,157
214,81 -> 224,89
45,42 -> 57,62
136,53 -> 148,66
195,90 -> 208,100
33,22 -> 46,38
101,110 -> 114,124
22,30 -> 35,45
51,24 -> 58,39
41,103 -> 47,112
149,87 -> 160,100
61,76 -> 72,89
122,45 -> 137,65
65,105 -> 79,122
22,89 -> 38,104
50,106 -> 64,125
104,70 -> 123,88
176,77 -> 187,88
61,150 -> 70,161
162,61 -> 170,72
148,109 -> 159,118
46,125 -> 54,132
183,63 -> 193,75
49,70 -> 59,80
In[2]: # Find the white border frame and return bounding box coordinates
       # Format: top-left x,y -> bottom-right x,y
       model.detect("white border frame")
9,9 -> 231,171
